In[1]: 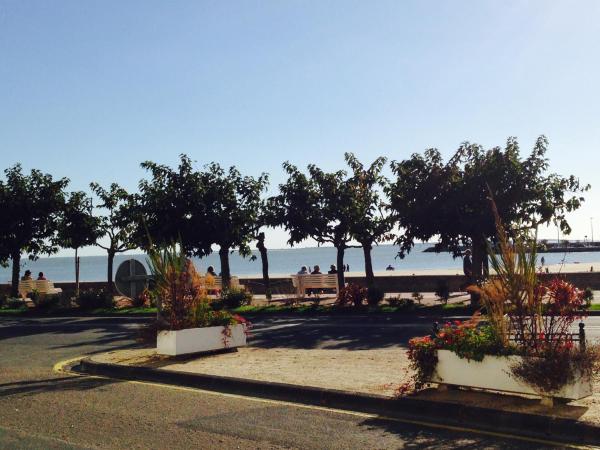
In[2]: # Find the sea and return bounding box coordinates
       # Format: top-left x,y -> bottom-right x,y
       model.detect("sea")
2,243 -> 600,283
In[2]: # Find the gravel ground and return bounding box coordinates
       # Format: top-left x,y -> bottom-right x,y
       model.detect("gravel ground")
92,344 -> 600,429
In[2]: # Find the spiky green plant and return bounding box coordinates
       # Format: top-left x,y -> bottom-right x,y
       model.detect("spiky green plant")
146,242 -> 206,330
471,198 -> 540,347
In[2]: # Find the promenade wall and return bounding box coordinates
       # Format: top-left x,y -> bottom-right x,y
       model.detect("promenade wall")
3,272 -> 600,297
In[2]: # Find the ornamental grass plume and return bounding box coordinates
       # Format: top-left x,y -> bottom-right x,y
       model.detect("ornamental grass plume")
147,241 -> 207,330
469,197 -> 539,347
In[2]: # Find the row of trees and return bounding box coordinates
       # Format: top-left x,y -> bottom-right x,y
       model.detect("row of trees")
0,136 -> 588,298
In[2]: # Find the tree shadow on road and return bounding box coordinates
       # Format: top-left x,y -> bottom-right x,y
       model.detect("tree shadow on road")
249,321 -> 430,350
0,317 -> 145,355
0,375 -> 120,398
357,416 -> 528,449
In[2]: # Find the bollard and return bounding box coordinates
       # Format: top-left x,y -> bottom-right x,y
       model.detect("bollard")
579,322 -> 586,351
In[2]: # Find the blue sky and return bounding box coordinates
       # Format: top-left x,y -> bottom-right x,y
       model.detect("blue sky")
1,0 -> 599,255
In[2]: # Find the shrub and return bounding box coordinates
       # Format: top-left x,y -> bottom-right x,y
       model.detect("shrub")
366,286 -> 385,306
388,297 -> 415,310
0,294 -> 6,308
337,283 -> 367,308
220,288 -> 253,309
411,291 -> 424,305
6,298 -> 26,309
434,280 -> 450,304
191,300 -> 239,327
132,289 -> 152,308
511,344 -> 600,395
30,289 -> 62,309
76,289 -> 113,310
32,292 -> 61,310
407,335 -> 438,390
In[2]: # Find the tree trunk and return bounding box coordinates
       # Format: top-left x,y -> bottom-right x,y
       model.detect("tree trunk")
256,233 -> 270,300
10,251 -> 21,298
75,247 -> 80,297
469,236 -> 487,307
336,245 -> 345,289
219,246 -> 231,289
362,243 -> 374,287
471,238 -> 486,281
107,249 -> 116,295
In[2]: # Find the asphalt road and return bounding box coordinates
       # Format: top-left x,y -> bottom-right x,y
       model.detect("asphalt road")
2,315 -> 596,449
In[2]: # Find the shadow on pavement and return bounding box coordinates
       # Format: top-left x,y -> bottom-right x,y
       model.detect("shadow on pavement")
0,375 -> 120,397
249,320 -> 429,350
357,417 -> 532,449
0,317 -> 144,354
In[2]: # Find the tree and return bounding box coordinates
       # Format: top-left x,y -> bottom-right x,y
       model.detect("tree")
138,155 -> 212,256
138,155 -> 268,290
388,136 -> 588,293
201,163 -> 269,289
58,191 -> 101,296
0,165 -> 68,297
275,163 -> 356,288
90,182 -> 138,294
345,153 -> 395,287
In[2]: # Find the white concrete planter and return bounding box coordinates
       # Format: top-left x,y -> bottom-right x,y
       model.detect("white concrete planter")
430,349 -> 592,400
157,324 -> 247,356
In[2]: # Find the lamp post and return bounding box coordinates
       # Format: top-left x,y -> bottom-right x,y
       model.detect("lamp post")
591,217 -> 595,244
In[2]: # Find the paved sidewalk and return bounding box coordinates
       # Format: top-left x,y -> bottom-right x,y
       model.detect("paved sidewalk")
89,345 -> 600,428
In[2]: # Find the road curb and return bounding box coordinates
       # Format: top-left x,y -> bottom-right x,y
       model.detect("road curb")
79,357 -> 600,446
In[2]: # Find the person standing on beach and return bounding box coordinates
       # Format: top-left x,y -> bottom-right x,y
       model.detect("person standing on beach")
541,256 -> 545,267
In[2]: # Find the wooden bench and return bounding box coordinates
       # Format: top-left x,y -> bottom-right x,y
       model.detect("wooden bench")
201,276 -> 244,292
18,280 -> 62,298
291,274 -> 339,298
34,280 -> 63,295
18,280 -> 35,298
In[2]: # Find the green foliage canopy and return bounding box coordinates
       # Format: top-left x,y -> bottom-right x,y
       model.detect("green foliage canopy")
0,164 -> 69,295
388,136 -> 589,278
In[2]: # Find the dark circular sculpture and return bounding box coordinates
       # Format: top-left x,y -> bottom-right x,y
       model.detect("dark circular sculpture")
115,259 -> 148,299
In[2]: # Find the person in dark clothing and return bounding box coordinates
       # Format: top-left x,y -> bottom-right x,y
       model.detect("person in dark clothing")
463,250 -> 473,277
311,265 -> 322,274
328,265 -> 337,274
460,249 -> 473,291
